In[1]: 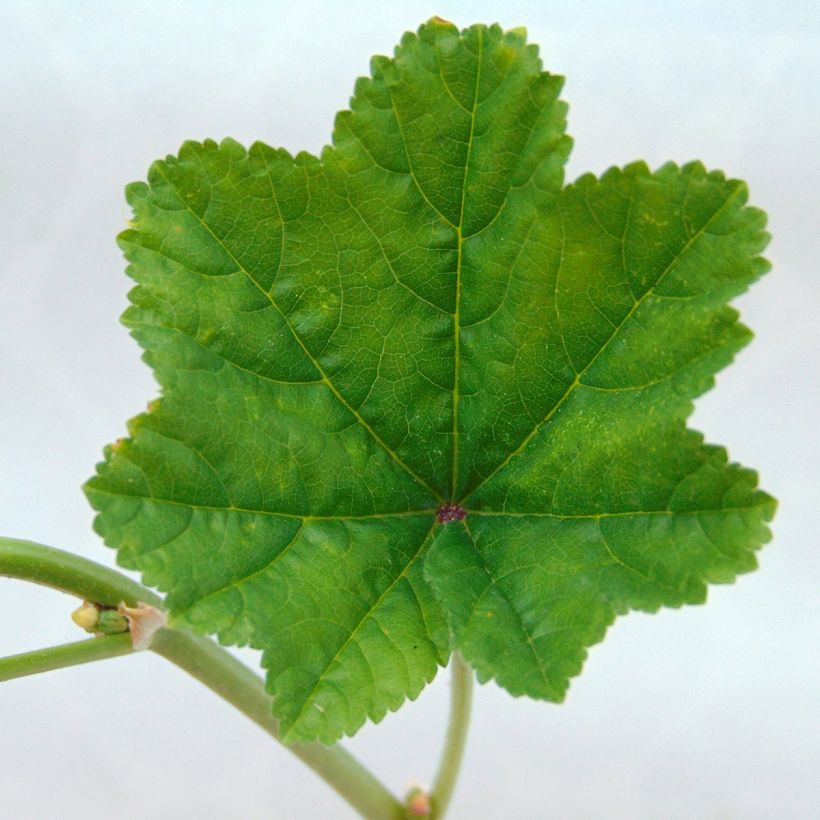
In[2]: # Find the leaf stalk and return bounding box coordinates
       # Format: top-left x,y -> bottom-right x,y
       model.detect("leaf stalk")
0,633 -> 134,682
0,537 -> 403,820
430,651 -> 474,817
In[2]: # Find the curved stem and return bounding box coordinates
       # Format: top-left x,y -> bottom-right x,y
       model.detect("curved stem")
0,537 -> 162,608
0,634 -> 134,682
150,628 -> 402,819
430,652 -> 474,818
0,537 -> 403,820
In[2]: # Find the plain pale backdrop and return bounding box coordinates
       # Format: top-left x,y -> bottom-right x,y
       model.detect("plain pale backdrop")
1,1 -> 818,818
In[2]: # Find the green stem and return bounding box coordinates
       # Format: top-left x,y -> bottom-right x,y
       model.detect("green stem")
0,633 -> 134,682
430,652 -> 474,818
0,537 -> 162,608
151,628 -> 402,819
0,537 -> 402,820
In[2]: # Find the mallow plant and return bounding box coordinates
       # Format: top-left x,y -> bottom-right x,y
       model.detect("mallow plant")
0,19 -> 774,819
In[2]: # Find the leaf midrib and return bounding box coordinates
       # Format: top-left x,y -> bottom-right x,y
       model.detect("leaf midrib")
451,26 -> 484,500
282,521 -> 439,740
459,519 -> 555,691
86,486 -> 438,521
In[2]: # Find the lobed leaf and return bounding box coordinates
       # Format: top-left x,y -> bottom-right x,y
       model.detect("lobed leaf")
86,19 -> 774,743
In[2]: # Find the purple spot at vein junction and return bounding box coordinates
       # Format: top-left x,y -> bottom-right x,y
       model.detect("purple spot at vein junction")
437,503 -> 466,524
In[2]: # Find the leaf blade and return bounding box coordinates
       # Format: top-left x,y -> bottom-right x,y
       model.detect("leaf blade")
87,20 -> 774,741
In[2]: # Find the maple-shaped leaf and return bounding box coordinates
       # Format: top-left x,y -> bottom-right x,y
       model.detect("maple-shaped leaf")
86,20 -> 774,744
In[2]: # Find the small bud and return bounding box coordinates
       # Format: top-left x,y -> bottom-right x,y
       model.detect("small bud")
404,786 -> 432,818
71,602 -> 100,632
118,602 -> 167,650
95,608 -> 130,634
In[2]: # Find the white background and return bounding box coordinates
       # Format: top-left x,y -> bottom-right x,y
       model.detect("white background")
1,1 -> 818,818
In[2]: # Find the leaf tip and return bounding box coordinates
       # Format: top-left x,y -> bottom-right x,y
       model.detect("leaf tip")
124,181 -> 149,207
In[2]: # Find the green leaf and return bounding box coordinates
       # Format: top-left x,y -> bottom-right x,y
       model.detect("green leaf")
86,19 -> 774,743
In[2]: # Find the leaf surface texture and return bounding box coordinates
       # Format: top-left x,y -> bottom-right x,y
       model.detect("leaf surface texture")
87,20 -> 774,743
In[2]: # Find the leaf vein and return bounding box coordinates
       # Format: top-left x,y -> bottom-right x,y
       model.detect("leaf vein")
460,519 -> 554,690
88,487 -> 436,521
181,521 -> 305,614
462,182 -> 747,503
285,522 -> 438,732
451,26 -> 483,498
152,163 -> 442,503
